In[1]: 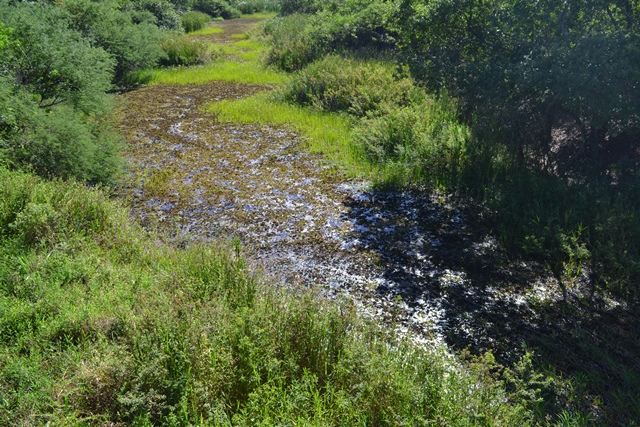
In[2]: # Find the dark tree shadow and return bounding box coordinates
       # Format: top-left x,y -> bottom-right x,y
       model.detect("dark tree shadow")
342,188 -> 640,424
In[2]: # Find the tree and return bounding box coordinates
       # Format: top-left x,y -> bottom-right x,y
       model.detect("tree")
398,0 -> 640,175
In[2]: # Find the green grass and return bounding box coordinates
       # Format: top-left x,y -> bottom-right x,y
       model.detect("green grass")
207,93 -> 375,178
216,39 -> 264,61
188,26 -> 224,36
0,168 -> 532,426
148,60 -> 285,85
241,12 -> 278,19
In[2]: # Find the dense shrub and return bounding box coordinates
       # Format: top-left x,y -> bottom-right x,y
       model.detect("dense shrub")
0,2 -> 122,184
63,0 -> 166,88
137,0 -> 182,30
0,1 -> 114,111
160,36 -> 212,66
0,170 -> 133,247
0,83 -> 121,184
280,55 -> 423,116
263,14 -> 327,71
181,10 -> 211,32
265,0 -> 397,71
279,0 -> 318,15
353,96 -> 469,186
193,0 -> 241,19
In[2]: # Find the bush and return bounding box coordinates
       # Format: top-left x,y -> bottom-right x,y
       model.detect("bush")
353,96 -> 469,186
0,82 -> 121,185
0,1 -> 114,112
279,0 -> 318,15
193,0 -> 241,19
181,10 -> 211,32
0,169 -> 134,247
160,36 -> 212,66
265,0 -> 397,71
264,14 -> 327,71
137,0 -> 182,30
280,55 -> 423,116
63,0 -> 166,88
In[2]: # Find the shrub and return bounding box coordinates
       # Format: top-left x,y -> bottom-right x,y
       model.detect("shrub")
137,0 -> 182,30
181,10 -> 211,33
193,0 -> 241,19
0,82 -> 121,185
265,0 -> 397,71
263,14 -> 328,71
0,169 -> 134,247
0,1 -> 114,112
279,0 -> 318,15
160,36 -> 212,66
63,0 -> 166,88
353,96 -> 470,186
280,55 -> 424,116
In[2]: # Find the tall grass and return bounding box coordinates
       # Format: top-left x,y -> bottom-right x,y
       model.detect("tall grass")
161,36 -> 213,66
0,168 -> 532,425
181,11 -> 212,33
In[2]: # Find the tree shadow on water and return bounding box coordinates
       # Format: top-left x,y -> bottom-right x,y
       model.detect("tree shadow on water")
342,188 -> 640,424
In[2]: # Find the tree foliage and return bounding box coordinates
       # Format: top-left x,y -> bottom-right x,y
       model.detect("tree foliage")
398,0 -> 640,175
63,0 -> 167,87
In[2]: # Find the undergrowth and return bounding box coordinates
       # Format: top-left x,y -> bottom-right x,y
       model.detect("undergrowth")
0,168 -> 532,425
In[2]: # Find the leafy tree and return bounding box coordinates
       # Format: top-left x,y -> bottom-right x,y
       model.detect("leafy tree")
192,0 -> 241,19
398,0 -> 640,174
63,0 -> 166,87
0,1 -> 114,112
0,2 -> 122,183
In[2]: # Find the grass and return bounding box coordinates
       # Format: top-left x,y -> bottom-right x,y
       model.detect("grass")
147,60 -> 285,85
240,12 -> 278,19
188,26 -> 224,36
206,93 -> 375,178
150,27 -> 283,85
215,39 -> 264,61
0,168 -> 533,426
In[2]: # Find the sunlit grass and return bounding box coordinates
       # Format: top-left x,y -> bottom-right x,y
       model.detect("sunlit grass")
188,26 -> 224,36
241,12 -> 278,19
206,93 -> 374,178
148,60 -> 286,85
216,39 -> 264,61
